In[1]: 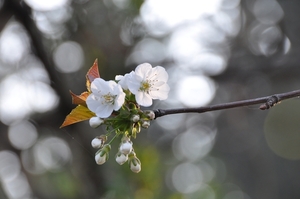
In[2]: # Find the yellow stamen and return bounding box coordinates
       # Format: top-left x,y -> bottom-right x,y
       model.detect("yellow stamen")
102,92 -> 116,104
140,80 -> 152,92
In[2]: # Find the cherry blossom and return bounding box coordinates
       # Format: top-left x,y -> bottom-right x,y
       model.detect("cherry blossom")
115,71 -> 135,90
86,78 -> 125,118
126,63 -> 170,107
62,60 -> 171,172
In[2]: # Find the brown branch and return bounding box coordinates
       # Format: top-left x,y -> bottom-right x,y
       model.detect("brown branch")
154,89 -> 300,118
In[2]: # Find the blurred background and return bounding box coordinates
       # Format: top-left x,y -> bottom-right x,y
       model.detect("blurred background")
0,0 -> 300,198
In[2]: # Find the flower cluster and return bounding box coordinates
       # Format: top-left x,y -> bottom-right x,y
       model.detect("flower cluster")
61,60 -> 169,173
87,63 -> 169,118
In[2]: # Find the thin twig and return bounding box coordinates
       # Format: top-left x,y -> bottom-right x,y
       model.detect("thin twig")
154,89 -> 300,118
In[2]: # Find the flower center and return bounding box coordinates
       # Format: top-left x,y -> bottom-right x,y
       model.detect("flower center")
102,93 -> 116,104
139,80 -> 152,93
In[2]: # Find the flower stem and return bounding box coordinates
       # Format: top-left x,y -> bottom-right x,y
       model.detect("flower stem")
108,132 -> 120,145
154,89 -> 300,118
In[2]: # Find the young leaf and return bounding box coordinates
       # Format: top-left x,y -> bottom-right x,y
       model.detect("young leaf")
86,59 -> 100,91
70,90 -> 89,106
60,105 -> 96,128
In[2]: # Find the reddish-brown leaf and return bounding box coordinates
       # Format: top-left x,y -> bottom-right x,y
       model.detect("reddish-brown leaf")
86,59 -> 100,91
70,90 -> 89,106
60,105 -> 96,128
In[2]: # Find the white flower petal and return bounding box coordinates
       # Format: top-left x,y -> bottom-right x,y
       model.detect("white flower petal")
153,66 -> 168,81
136,92 -> 153,107
117,72 -> 137,90
150,84 -> 170,100
113,92 -> 126,111
153,81 -> 166,87
135,63 -> 152,78
91,78 -> 110,94
107,80 -> 118,91
86,94 -> 102,110
96,104 -> 114,118
115,75 -> 123,81
127,75 -> 140,93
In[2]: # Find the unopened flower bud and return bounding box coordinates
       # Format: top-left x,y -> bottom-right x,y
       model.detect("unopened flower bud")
95,152 -> 106,165
91,135 -> 107,148
145,110 -> 155,120
116,152 -> 128,165
95,144 -> 111,165
119,140 -> 133,155
131,114 -> 140,122
91,138 -> 102,148
142,120 -> 151,128
89,117 -> 104,128
129,154 -> 141,173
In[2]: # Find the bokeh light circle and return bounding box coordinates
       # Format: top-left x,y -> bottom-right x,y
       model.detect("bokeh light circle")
34,137 -> 72,170
172,162 -> 203,194
176,75 -> 216,107
0,151 -> 21,181
53,41 -> 84,73
172,126 -> 216,161
188,53 -> 227,75
8,121 -> 38,150
24,0 -> 70,11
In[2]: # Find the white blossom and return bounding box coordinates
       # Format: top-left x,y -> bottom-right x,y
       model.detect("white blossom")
86,78 -> 125,118
126,63 -> 170,107
115,71 -> 135,90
